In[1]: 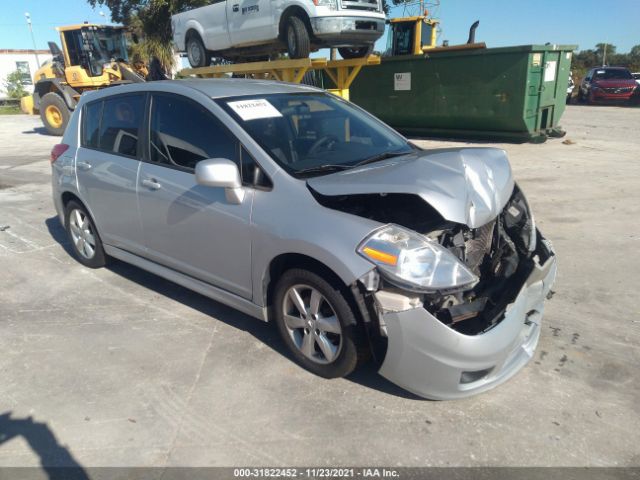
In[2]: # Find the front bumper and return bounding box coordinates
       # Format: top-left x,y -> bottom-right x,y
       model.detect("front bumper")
378,236 -> 557,400
310,16 -> 384,45
591,88 -> 636,101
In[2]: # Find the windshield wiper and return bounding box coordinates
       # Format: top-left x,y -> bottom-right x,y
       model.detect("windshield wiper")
352,150 -> 412,168
295,164 -> 352,176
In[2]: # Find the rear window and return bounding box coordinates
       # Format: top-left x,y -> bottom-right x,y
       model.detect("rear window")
81,93 -> 145,158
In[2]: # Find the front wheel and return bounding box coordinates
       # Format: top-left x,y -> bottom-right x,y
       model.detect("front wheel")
39,92 -> 70,136
186,34 -> 210,68
286,16 -> 311,59
273,269 -> 366,378
338,46 -> 373,59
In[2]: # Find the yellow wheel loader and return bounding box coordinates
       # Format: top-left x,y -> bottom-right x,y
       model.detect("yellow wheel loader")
22,24 -> 147,136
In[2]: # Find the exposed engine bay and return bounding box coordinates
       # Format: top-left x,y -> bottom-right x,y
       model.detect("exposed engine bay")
313,184 -> 538,335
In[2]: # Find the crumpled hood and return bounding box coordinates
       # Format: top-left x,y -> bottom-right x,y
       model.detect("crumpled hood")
307,147 -> 514,228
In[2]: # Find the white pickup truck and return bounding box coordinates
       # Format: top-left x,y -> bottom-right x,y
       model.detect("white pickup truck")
172,0 -> 386,67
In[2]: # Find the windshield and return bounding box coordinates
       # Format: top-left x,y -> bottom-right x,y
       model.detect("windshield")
83,27 -> 128,74
593,69 -> 633,80
219,93 -> 413,177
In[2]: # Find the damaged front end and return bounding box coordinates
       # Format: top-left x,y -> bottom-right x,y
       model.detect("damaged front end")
317,184 -> 556,399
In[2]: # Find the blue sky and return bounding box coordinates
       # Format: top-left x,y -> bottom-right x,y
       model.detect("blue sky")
1,0 -> 638,54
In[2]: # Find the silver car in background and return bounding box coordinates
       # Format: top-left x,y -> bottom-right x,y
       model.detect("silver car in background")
51,80 -> 556,400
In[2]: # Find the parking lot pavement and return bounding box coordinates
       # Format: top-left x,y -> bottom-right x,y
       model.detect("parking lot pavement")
0,106 -> 639,468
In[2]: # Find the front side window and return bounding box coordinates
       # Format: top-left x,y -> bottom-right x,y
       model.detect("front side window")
149,93 -> 239,171
387,22 -> 415,56
219,93 -> 413,177
98,94 -> 145,157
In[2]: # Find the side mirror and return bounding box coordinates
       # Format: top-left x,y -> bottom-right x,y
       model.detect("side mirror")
195,158 -> 245,204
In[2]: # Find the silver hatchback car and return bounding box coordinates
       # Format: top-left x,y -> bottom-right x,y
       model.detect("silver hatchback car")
51,80 -> 556,400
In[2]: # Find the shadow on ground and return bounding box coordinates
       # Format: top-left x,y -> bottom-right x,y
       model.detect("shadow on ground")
0,412 -> 89,479
45,216 -> 420,400
22,127 -> 51,136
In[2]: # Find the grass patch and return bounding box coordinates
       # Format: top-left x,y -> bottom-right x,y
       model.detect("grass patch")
0,105 -> 22,115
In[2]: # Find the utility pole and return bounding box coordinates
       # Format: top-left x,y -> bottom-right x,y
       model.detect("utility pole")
602,43 -> 607,67
24,12 -> 40,68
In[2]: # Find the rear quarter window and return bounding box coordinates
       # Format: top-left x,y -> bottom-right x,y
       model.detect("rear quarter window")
82,101 -> 102,149
81,94 -> 145,158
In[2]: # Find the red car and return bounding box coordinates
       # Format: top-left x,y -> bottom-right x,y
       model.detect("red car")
578,67 -> 637,104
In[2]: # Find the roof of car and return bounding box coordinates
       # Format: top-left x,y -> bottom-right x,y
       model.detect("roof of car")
594,66 -> 631,71
179,78 -> 322,98
80,78 -> 323,104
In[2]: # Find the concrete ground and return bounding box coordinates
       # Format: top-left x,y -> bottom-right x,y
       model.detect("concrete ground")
0,106 -> 638,468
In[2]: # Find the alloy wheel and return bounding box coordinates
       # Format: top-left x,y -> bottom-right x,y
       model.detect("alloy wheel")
69,209 -> 96,260
282,284 -> 343,364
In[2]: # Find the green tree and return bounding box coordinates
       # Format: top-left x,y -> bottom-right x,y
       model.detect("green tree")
3,71 -> 28,99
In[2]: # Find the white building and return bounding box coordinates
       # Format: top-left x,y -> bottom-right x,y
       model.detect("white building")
0,49 -> 52,98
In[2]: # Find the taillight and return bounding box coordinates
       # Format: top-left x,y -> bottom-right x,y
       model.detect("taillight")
50,143 -> 69,164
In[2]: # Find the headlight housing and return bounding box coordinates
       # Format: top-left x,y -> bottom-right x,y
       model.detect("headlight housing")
357,224 -> 479,293
313,0 -> 338,8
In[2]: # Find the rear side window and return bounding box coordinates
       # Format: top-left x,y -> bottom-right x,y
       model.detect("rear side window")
83,101 -> 102,149
149,93 -> 238,170
96,94 -> 145,157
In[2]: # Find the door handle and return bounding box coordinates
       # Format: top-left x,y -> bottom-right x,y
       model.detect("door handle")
77,161 -> 92,171
232,4 -> 239,12
141,178 -> 162,190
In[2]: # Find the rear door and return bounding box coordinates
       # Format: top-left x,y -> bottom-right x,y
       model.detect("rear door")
137,93 -> 253,298
226,0 -> 275,46
75,93 -> 146,254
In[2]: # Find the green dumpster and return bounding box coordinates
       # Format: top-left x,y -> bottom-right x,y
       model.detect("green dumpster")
348,44 -> 577,142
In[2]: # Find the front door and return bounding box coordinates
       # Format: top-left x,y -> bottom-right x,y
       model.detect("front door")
226,0 -> 275,47
75,93 -> 146,254
137,93 -> 253,299
200,0 -> 232,51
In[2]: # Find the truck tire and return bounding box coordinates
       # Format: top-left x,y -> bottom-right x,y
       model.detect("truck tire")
338,45 -> 373,59
186,34 -> 210,68
286,16 -> 310,59
40,92 -> 70,136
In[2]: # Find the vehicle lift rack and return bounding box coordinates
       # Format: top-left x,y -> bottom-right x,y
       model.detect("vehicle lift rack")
176,56 -> 381,100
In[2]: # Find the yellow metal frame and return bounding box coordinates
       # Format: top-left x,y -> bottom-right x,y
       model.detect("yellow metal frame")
177,56 -> 381,100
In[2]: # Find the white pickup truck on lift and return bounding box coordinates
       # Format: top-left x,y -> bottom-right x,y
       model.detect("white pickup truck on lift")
172,0 -> 386,67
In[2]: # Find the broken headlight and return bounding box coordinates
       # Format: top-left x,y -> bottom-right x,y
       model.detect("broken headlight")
357,224 -> 479,293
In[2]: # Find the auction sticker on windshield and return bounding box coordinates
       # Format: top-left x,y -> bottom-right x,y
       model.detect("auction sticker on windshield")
227,99 -> 282,121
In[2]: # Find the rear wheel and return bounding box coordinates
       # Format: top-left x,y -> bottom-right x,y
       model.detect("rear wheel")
186,34 -> 210,68
40,92 -> 70,136
286,16 -> 311,59
64,201 -> 107,269
338,45 -> 373,59
273,269 -> 366,378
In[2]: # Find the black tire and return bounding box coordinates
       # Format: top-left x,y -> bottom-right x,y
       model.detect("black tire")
39,92 -> 70,136
285,16 -> 311,59
338,45 -> 373,59
273,269 -> 366,378
64,200 -> 108,269
186,33 -> 210,68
